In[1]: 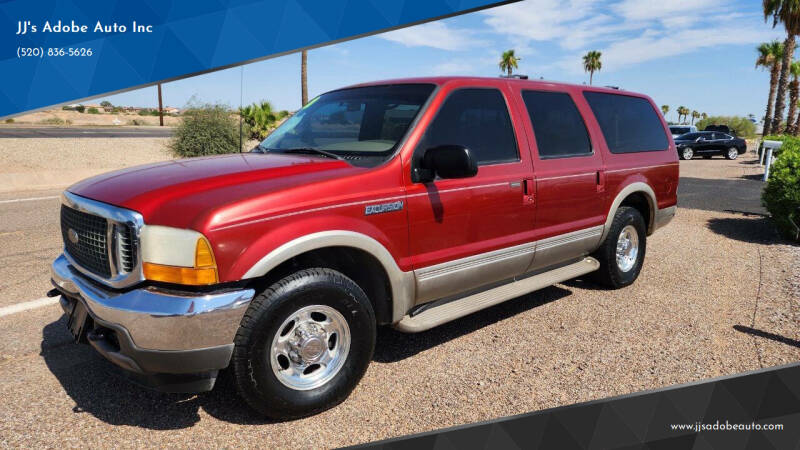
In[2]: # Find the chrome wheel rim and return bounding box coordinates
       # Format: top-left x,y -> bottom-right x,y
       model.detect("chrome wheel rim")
615,225 -> 639,273
270,304 -> 351,391
682,148 -> 693,159
727,148 -> 738,159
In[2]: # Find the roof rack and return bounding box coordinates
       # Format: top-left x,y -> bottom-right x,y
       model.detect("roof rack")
500,74 -> 529,79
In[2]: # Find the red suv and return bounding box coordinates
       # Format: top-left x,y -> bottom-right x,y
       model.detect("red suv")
50,76 -> 678,418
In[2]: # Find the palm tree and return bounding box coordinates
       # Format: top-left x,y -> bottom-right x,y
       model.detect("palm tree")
240,101 -> 289,140
701,112 -> 708,120
661,105 -> 670,119
756,40 -> 785,134
582,50 -> 602,85
677,106 -> 688,124
786,60 -> 800,133
793,99 -> 800,134
691,110 -> 700,125
764,0 -> 800,135
301,50 -> 308,106
499,50 -> 520,77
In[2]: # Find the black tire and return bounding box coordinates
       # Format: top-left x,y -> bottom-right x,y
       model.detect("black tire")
591,206 -> 647,289
724,147 -> 739,160
679,147 -> 693,160
232,268 -> 376,419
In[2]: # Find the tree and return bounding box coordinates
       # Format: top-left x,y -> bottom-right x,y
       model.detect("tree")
582,50 -> 602,85
677,106 -> 688,124
786,60 -> 800,133
100,100 -> 112,107
763,0 -> 800,135
661,105 -> 670,118
499,50 -> 520,76
701,112 -> 708,120
691,110 -> 700,125
240,101 -> 290,140
756,40 -> 785,134
301,50 -> 308,106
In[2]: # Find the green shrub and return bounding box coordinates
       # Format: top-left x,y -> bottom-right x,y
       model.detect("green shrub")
39,117 -> 66,125
5,118 -> 14,123
169,103 -> 242,157
695,116 -> 756,138
87,107 -> 100,114
100,100 -> 112,108
758,134 -> 799,158
126,119 -> 145,126
138,109 -> 151,116
762,137 -> 800,240
75,105 -> 85,113
62,106 -> 72,111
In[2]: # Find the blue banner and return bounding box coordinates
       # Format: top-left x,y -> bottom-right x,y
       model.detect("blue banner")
0,0 -> 513,118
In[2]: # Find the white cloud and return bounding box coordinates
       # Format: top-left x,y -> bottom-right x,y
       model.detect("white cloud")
432,60 -> 475,75
483,0 -> 781,72
378,21 -> 485,51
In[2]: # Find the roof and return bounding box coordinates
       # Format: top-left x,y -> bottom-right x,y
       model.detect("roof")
339,76 -> 644,97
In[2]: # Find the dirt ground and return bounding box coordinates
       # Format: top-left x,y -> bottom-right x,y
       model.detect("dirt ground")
7,109 -> 181,127
0,151 -> 797,448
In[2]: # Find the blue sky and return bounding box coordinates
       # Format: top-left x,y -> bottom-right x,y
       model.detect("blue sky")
100,0 -> 784,123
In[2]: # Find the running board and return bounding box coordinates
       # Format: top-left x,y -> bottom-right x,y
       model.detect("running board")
394,257 -> 600,333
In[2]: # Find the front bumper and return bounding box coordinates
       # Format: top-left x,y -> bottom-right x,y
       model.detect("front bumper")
51,254 -> 254,387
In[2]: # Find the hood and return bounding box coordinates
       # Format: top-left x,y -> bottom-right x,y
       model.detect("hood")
68,153 -> 364,229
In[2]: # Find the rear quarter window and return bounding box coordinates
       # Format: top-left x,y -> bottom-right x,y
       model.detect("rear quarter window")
583,92 -> 669,154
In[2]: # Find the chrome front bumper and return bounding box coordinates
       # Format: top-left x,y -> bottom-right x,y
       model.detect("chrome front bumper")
51,254 -> 254,353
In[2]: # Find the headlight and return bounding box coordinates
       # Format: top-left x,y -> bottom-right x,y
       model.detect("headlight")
140,225 -> 218,285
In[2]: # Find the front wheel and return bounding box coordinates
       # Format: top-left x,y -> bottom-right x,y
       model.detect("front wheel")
724,147 -> 739,160
679,147 -> 694,160
591,206 -> 647,289
232,268 -> 376,419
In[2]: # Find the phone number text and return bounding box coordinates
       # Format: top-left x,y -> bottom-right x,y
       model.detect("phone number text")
17,47 -> 94,58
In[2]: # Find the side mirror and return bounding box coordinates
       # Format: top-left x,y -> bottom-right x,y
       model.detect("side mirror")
414,145 -> 478,183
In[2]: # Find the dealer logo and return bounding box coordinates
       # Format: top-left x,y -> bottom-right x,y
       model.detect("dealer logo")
67,228 -> 79,244
364,201 -> 403,216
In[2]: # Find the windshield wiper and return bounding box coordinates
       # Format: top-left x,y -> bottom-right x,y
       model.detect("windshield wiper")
279,147 -> 344,160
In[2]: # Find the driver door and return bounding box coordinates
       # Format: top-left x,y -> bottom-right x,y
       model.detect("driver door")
404,84 -> 536,304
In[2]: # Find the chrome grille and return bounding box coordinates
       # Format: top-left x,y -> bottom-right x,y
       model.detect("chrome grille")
60,205 -> 111,278
116,223 -> 137,272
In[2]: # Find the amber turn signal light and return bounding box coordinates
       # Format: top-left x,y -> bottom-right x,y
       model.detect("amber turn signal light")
143,238 -> 219,285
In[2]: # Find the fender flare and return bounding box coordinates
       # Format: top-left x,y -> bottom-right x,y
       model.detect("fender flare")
599,182 -> 657,244
242,230 -> 415,323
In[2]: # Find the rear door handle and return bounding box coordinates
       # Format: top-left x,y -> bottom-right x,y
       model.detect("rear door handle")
523,177 -> 534,204
596,170 -> 606,193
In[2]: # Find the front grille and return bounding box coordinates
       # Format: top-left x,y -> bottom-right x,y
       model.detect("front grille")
60,205 -> 111,278
116,223 -> 137,272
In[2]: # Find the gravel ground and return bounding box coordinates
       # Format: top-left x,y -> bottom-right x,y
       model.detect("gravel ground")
0,154 -> 797,448
0,137 -> 172,192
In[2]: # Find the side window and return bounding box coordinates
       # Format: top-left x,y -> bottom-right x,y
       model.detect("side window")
418,88 -> 518,165
583,92 -> 669,154
522,90 -> 592,159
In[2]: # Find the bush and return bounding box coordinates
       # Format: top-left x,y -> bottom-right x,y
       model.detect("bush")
138,109 -> 151,116
695,116 -> 756,138
762,137 -> 800,240
169,103 -> 243,157
5,118 -> 14,123
75,105 -> 85,113
39,117 -> 66,125
100,100 -> 112,107
126,119 -> 146,126
62,106 -> 72,111
87,107 -> 100,114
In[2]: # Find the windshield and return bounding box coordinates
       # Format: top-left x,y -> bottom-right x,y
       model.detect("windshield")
258,84 -> 435,166
670,127 -> 690,135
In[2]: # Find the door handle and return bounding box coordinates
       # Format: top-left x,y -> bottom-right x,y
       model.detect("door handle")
523,177 -> 534,204
596,170 -> 606,193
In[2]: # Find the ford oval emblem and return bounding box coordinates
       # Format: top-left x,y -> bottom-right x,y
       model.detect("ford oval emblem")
67,228 -> 79,244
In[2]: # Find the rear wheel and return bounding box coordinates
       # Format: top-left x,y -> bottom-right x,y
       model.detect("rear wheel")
725,147 -> 739,160
232,268 -> 375,419
680,147 -> 694,160
591,206 -> 647,289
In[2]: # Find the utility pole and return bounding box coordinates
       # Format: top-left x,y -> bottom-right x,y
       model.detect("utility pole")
301,50 -> 308,106
157,83 -> 164,127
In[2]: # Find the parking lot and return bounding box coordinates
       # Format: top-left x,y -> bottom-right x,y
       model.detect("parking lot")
0,154 -> 798,448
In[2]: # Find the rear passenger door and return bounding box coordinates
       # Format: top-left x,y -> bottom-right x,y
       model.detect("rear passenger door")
512,86 -> 607,270
405,84 -> 536,304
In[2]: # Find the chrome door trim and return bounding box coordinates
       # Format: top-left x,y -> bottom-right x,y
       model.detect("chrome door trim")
413,224 -> 605,305
414,241 -> 536,304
